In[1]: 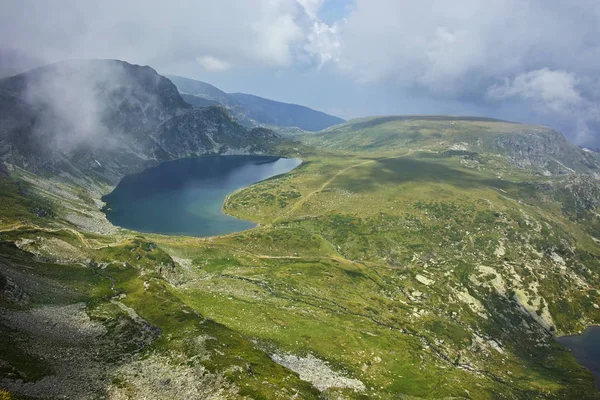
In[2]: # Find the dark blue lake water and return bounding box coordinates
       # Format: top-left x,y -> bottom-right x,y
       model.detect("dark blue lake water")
558,326 -> 600,390
102,155 -> 301,237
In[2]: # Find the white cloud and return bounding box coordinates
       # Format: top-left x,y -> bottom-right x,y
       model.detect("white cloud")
304,21 -> 341,67
294,0 -> 342,68
251,10 -> 304,67
296,0 -> 324,20
2,0 -> 600,144
487,69 -> 582,112
487,68 -> 600,144
335,0 -> 600,93
0,0 -> 308,70
196,56 -> 232,72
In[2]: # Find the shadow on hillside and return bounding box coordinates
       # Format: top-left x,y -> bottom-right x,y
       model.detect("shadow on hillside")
331,157 -> 514,193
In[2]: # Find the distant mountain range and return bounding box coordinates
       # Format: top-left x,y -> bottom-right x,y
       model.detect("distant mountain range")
1,60 -> 595,187
166,75 -> 345,132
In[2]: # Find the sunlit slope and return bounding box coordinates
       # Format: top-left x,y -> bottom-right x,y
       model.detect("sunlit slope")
301,116 -> 598,175
1,126 -> 600,398
217,148 -> 600,399
0,172 -> 320,399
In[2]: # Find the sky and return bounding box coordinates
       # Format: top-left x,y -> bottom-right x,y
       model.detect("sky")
0,0 -> 599,146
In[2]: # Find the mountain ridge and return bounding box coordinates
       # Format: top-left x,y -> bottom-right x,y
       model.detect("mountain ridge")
166,74 -> 345,132
301,114 -> 599,177
0,60 -> 281,185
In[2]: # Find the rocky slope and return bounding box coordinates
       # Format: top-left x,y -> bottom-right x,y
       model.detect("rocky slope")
0,60 -> 281,185
153,107 -> 280,160
302,115 -> 600,176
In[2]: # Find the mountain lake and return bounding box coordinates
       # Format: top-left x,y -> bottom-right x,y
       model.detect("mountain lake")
102,155 -> 301,237
558,326 -> 600,390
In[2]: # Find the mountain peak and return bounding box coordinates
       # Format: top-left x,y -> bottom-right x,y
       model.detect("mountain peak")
0,59 -> 281,183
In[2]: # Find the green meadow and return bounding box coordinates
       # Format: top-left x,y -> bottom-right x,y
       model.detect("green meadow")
1,117 -> 599,399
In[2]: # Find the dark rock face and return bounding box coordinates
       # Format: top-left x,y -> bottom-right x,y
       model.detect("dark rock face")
180,93 -> 219,108
0,59 -> 189,144
0,272 -> 29,305
0,60 -> 280,184
0,160 -> 8,176
487,129 -> 593,172
154,107 -> 280,160
481,128 -> 600,175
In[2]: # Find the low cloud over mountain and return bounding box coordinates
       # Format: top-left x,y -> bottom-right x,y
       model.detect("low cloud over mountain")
1,0 -> 599,145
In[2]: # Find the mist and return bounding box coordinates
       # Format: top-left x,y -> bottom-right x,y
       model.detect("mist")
0,59 -> 187,172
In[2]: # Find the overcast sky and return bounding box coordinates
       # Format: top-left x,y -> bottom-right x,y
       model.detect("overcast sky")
1,0 -> 599,146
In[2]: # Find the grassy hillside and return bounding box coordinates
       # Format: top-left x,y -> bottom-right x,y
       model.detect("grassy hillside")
1,117 -> 600,398
301,116 -> 599,176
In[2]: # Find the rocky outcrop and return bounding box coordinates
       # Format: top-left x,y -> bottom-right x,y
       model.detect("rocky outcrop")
0,272 -> 28,305
482,128 -> 599,175
154,107 -> 280,160
307,116 -> 600,176
0,160 -> 8,177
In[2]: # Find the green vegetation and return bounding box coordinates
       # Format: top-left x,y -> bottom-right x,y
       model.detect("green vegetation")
1,116 -> 600,399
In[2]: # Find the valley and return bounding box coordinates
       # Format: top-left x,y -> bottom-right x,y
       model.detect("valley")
0,61 -> 599,400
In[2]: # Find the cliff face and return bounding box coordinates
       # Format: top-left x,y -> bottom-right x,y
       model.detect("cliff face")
0,60 -> 280,184
481,128 -> 599,175
154,107 -> 280,161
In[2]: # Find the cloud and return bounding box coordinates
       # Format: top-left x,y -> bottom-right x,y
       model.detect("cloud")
24,62 -> 110,150
486,69 -> 600,144
336,1 -> 530,91
12,60 -> 181,156
304,21 -> 341,67
2,0 -> 600,145
334,0 -> 600,91
297,0 -> 325,20
250,7 -> 304,67
328,0 -> 600,144
487,69 -> 582,113
0,0 -> 310,70
196,56 -> 232,72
